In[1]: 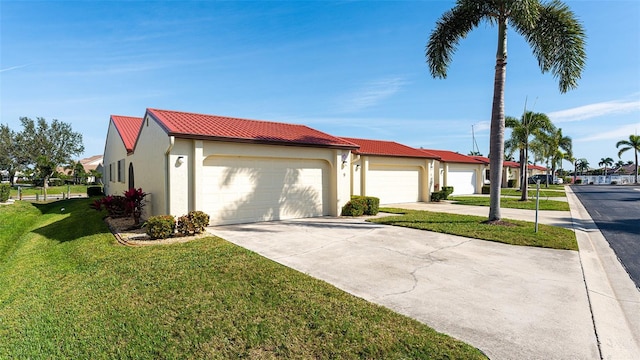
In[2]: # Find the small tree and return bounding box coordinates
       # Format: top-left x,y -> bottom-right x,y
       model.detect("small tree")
18,117 -> 84,199
598,157 -> 614,177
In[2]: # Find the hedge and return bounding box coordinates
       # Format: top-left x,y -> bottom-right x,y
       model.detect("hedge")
0,184 -> 10,202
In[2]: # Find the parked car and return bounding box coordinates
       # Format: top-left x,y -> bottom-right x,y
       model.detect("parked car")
527,174 -> 560,185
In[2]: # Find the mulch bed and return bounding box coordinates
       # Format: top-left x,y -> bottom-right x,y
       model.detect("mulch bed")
104,216 -> 209,246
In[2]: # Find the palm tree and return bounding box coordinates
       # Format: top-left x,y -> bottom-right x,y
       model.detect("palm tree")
576,158 -> 589,176
505,111 -> 553,200
615,160 -> 626,171
426,0 -> 586,221
598,157 -> 614,177
545,128 -> 572,185
616,134 -> 640,183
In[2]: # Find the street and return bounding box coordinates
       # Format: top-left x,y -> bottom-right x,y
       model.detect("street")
571,185 -> 640,288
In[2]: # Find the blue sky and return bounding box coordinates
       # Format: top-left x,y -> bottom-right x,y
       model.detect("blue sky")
1,0 -> 639,170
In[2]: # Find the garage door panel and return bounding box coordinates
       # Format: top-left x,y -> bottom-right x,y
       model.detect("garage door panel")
367,165 -> 420,204
203,157 -> 329,225
447,170 -> 476,195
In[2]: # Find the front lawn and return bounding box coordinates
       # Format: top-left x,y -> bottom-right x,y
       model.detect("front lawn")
449,196 -> 570,211
8,184 -> 90,197
371,208 -> 577,251
500,188 -> 566,198
0,199 -> 485,359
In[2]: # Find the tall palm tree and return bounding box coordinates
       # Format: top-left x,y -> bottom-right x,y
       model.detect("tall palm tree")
505,111 -> 553,200
426,0 -> 586,221
616,134 -> 640,183
545,127 -> 572,185
598,157 -> 614,176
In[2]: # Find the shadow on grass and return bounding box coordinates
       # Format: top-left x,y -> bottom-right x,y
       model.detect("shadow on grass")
31,198 -> 110,243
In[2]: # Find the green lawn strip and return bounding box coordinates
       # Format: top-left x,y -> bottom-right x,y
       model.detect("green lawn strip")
373,208 -> 577,251
9,185 -> 89,197
527,184 -> 566,191
449,196 -> 569,211
0,199 -> 485,359
500,188 -> 566,198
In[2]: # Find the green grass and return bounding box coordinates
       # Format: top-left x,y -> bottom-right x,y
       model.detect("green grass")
9,185 -> 90,197
500,188 -> 566,198
0,199 -> 485,359
449,196 -> 570,211
372,208 -> 577,251
528,184 -> 566,191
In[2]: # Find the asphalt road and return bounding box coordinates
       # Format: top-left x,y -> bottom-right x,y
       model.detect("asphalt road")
571,185 -> 640,288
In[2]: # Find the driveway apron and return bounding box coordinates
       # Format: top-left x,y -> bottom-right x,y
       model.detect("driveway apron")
209,217 -> 598,360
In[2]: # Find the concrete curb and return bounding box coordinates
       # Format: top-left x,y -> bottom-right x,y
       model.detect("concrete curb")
565,186 -> 640,359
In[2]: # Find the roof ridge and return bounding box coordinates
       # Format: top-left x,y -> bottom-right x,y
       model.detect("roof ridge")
147,108 -> 311,128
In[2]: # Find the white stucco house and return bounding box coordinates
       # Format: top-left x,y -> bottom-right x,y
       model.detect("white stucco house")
103,108 -> 357,225
341,137 -> 439,204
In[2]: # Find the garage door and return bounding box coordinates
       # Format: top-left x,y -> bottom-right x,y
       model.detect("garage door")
202,156 -> 330,225
447,169 -> 476,195
367,165 -> 420,204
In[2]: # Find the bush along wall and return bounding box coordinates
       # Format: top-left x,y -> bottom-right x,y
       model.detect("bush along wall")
431,186 -> 455,202
0,184 -> 10,202
341,196 -> 380,216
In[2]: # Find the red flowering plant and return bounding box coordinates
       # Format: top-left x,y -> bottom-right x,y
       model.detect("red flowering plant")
90,195 -> 129,218
124,188 -> 147,226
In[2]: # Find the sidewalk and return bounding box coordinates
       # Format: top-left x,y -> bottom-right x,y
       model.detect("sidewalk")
389,190 -> 640,359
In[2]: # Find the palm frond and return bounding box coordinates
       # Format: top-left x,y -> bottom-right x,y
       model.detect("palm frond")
523,0 -> 586,93
426,1 -> 491,78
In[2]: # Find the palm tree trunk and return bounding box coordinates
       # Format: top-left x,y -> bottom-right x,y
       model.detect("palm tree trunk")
635,150 -> 638,184
488,19 -> 508,222
519,148 -> 527,201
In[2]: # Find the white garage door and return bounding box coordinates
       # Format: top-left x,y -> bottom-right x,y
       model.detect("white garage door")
368,165 -> 420,204
202,156 -> 330,225
447,169 -> 476,195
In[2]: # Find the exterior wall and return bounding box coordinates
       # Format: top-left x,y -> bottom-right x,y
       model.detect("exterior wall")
130,115 -> 171,217
170,141 -> 351,224
102,121 -> 129,196
351,155 -> 433,203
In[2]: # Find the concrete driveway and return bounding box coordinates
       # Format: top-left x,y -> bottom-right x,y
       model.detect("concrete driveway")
210,216 -> 598,359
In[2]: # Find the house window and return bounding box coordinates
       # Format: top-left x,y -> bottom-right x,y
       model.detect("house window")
117,159 -> 125,183
485,169 -> 491,181
109,163 -> 114,182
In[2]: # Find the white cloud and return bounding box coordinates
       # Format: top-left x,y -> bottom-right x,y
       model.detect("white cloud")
549,98 -> 640,123
0,64 -> 29,73
338,77 -> 407,113
577,123 -> 640,142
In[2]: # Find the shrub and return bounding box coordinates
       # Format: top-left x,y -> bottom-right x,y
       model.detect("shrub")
575,179 -> 582,184
431,191 -> 444,202
102,195 -> 128,218
124,188 -> 147,225
177,210 -> 211,235
507,179 -> 515,188
611,181 -> 617,185
441,186 -> 454,199
350,196 -> 379,215
481,185 -> 490,194
144,215 -> 176,239
0,184 -> 10,202
87,186 -> 104,197
341,199 -> 365,216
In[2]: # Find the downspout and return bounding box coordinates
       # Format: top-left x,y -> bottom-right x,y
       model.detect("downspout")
165,136 -> 175,215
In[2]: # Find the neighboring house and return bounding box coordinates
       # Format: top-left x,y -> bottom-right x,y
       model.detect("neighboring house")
470,156 -> 522,189
103,115 -> 144,197
103,109 -> 357,225
56,155 -> 104,184
341,137 -> 439,204
527,164 -> 548,177
422,150 -> 487,195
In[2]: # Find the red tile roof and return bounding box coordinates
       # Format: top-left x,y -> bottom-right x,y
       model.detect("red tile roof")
111,115 -> 143,153
146,108 -> 357,149
528,164 -> 548,171
341,137 -> 439,159
421,149 -> 485,164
